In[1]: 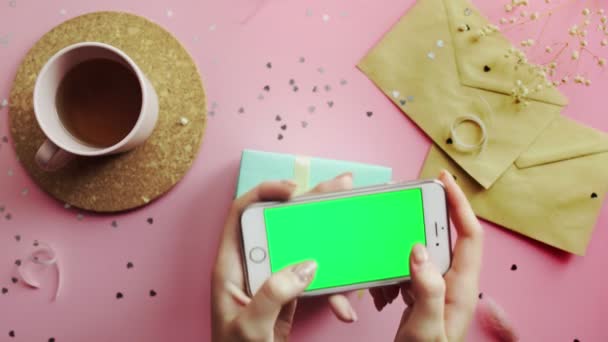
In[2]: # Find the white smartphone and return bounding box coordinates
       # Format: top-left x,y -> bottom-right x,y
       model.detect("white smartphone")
240,180 -> 452,297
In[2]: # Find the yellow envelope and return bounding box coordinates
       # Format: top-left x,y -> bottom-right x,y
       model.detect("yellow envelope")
358,0 -> 568,189
420,116 -> 608,255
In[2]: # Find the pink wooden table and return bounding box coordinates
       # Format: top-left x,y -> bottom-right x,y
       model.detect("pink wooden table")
1,0 -> 607,341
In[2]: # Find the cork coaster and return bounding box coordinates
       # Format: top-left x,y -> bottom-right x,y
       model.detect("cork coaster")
8,12 -> 206,212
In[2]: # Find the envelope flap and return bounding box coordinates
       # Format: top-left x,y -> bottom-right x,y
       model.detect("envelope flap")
516,117 -> 608,168
444,0 -> 568,107
358,0 -> 564,190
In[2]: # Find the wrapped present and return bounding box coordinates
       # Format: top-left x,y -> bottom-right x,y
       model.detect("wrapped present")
235,150 -> 392,197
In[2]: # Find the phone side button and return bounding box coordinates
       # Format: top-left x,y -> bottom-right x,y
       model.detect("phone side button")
249,247 -> 267,264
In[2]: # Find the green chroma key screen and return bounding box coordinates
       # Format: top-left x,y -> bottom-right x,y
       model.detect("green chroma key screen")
263,188 -> 426,291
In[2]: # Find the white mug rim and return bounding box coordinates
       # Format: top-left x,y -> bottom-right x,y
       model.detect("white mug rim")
33,42 -> 149,156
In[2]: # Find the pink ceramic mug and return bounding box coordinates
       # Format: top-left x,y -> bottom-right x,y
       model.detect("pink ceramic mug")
33,42 -> 159,171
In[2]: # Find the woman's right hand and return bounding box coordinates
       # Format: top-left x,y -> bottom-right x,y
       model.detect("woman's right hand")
370,170 -> 484,342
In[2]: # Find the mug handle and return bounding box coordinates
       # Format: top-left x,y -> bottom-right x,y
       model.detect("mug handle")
35,139 -> 75,171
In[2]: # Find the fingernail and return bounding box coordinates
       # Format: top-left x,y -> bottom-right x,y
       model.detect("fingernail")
281,180 -> 297,189
350,307 -> 358,322
292,261 -> 317,283
440,169 -> 453,182
411,244 -> 428,265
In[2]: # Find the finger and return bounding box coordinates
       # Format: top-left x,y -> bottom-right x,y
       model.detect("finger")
439,171 -> 483,340
439,170 -> 483,279
400,283 -> 414,306
225,280 -> 252,306
277,299 -> 297,325
382,285 -> 400,304
369,287 -> 387,311
399,244 -> 446,340
328,294 -> 358,323
275,299 -> 297,338
308,172 -> 353,194
233,180 -> 297,216
235,261 -> 317,339
214,180 -> 297,283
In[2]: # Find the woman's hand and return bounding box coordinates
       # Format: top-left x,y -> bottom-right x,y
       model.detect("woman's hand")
211,174 -> 358,342
370,171 -> 483,342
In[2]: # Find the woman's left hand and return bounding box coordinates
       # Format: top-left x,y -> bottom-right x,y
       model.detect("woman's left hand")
211,174 -> 358,342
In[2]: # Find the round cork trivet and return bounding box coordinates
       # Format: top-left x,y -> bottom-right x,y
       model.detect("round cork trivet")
9,12 -> 206,212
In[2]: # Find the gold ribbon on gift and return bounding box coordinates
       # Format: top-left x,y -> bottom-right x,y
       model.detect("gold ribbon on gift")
293,155 -> 311,196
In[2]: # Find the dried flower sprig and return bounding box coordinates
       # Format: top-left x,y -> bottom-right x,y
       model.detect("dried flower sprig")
498,1 -> 607,88
505,47 -> 554,106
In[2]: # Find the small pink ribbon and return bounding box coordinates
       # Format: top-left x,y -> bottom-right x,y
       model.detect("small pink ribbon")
17,242 -> 61,301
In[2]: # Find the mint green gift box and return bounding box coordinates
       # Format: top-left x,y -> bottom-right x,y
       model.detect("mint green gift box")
236,150 -> 393,197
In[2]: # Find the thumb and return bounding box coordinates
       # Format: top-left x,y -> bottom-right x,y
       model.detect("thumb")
398,244 -> 447,341
235,261 -> 317,338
